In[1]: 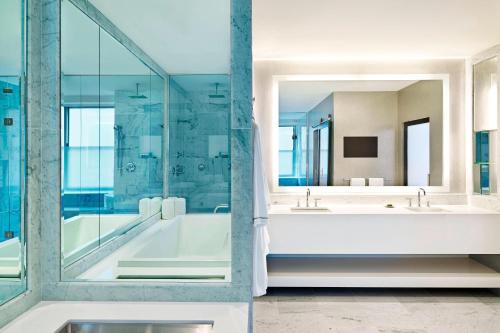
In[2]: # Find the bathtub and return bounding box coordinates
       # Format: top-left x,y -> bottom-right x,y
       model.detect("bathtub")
0,238 -> 21,278
62,214 -> 143,266
115,214 -> 231,280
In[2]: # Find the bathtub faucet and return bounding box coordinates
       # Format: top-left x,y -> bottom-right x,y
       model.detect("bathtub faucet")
214,204 -> 229,214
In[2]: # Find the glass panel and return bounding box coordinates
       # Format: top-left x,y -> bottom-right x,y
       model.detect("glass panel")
167,74 -> 231,281
473,57 -> 499,194
61,0 -> 100,267
0,0 -> 26,304
60,0 -> 229,283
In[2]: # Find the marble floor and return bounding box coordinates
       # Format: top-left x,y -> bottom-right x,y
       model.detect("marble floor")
253,288 -> 500,333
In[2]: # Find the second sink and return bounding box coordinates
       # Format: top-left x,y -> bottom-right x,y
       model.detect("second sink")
405,206 -> 448,213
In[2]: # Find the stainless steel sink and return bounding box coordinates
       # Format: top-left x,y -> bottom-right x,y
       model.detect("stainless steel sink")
55,321 -> 214,333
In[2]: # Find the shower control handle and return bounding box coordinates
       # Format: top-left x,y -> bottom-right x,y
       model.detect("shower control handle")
125,161 -> 136,173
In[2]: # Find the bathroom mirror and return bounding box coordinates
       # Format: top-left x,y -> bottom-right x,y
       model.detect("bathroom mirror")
473,56 -> 499,195
0,0 -> 27,304
60,0 -> 231,282
274,75 -> 449,190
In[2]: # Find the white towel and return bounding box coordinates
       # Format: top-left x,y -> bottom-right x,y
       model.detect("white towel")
138,198 -> 151,218
368,178 -> 384,186
350,178 -> 366,186
174,197 -> 186,215
253,124 -> 271,297
150,197 -> 162,215
161,198 -> 176,220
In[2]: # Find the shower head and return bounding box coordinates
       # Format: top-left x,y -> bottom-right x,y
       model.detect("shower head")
209,83 -> 225,99
129,83 -> 147,99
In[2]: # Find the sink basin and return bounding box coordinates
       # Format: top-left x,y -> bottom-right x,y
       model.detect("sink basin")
405,207 -> 448,213
290,206 -> 331,212
56,321 -> 214,333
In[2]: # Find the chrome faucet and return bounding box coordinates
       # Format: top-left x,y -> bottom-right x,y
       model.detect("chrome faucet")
417,188 -> 426,207
306,188 -> 311,207
214,204 -> 229,213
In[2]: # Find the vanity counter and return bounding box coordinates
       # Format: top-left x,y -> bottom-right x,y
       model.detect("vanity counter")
268,204 -> 500,255
269,204 -> 498,215
267,204 -> 500,288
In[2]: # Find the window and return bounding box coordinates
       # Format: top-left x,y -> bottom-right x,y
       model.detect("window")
279,126 -> 295,176
279,125 -> 307,179
62,107 -> 115,191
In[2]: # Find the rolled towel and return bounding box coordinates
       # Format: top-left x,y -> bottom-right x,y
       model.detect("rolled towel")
150,197 -> 162,215
350,178 -> 366,186
161,197 -> 176,220
138,198 -> 151,218
368,178 -> 384,186
174,197 -> 186,215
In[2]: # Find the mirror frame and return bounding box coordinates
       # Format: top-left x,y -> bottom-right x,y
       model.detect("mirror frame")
271,74 -> 451,193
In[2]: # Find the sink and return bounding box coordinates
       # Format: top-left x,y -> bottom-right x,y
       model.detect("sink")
290,206 -> 331,212
405,207 -> 448,213
56,321 -> 214,333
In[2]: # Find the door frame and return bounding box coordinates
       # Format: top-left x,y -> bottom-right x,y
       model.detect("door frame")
404,117 -> 430,186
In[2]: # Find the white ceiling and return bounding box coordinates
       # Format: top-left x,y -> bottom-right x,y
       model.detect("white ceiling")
280,80 -> 418,113
90,0 -> 230,75
254,0 -> 500,60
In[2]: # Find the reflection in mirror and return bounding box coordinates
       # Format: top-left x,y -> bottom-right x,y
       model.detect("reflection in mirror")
473,57 -> 498,195
60,0 -> 231,282
0,0 -> 26,304
278,79 -> 444,187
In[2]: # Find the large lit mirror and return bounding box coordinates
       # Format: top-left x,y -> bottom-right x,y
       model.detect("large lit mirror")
60,0 -> 231,282
473,56 -> 498,195
274,76 -> 449,191
0,0 -> 26,304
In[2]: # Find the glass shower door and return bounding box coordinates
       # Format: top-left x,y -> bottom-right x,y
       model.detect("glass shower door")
0,0 -> 26,305
0,76 -> 24,302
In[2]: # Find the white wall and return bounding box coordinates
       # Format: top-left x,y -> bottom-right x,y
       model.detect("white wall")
397,80 -> 443,186
253,59 -> 466,193
333,92 -> 398,185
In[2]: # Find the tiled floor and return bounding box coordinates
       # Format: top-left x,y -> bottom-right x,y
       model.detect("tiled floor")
254,288 -> 500,333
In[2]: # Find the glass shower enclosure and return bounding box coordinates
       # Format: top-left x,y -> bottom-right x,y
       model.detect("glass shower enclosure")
0,0 -> 26,305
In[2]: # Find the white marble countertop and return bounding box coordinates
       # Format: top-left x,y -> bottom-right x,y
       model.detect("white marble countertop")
0,301 -> 248,333
269,204 -> 500,215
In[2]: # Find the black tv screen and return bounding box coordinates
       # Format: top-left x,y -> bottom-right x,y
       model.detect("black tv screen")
344,136 -> 378,158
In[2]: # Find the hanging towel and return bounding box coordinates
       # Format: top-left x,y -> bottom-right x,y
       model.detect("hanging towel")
253,124 -> 271,297
368,178 -> 384,186
350,178 -> 366,186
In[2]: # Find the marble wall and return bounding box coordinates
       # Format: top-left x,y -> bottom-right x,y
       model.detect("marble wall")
39,0 -> 253,304
169,77 -> 231,212
113,89 -> 164,212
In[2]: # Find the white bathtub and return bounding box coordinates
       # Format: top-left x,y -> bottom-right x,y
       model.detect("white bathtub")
115,214 -> 231,280
62,214 -> 142,266
0,238 -> 21,278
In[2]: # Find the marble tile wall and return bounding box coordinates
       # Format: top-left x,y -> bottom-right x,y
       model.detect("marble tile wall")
113,89 -> 164,212
168,78 -> 231,212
